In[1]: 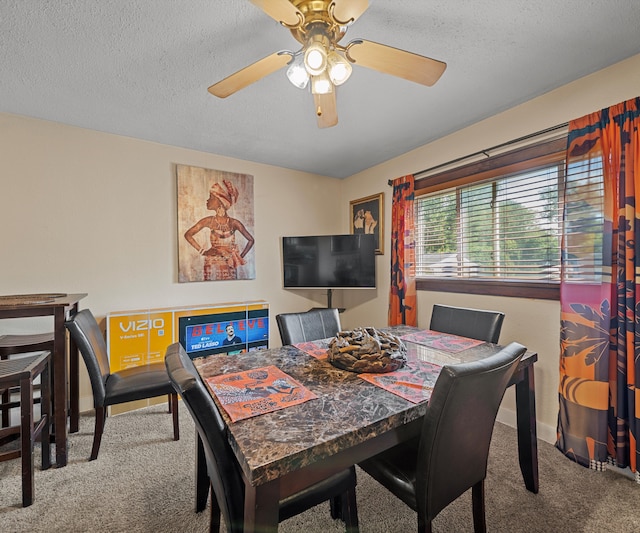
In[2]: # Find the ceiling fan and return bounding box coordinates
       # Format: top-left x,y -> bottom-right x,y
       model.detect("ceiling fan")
208,0 -> 447,128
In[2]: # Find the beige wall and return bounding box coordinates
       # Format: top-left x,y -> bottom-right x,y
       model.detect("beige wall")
2,53 -> 639,439
0,114 -> 343,410
341,53 -> 640,443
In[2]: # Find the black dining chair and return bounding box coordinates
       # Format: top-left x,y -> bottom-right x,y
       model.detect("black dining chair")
276,308 -> 342,345
65,309 -> 179,461
358,342 -> 526,533
429,304 -> 505,344
164,342 -> 359,533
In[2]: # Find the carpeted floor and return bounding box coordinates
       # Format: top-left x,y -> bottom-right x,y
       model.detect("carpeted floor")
0,404 -> 638,532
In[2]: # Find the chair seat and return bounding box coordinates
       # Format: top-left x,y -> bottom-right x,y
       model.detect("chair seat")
104,363 -> 175,406
0,333 -> 54,356
359,437 -> 419,510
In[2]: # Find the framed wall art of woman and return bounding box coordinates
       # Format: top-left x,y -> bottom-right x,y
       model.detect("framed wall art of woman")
177,164 -> 255,282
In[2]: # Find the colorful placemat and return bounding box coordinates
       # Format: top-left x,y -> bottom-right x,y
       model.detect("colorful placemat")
293,339 -> 330,360
205,365 -> 318,422
400,329 -> 483,353
358,360 -> 442,404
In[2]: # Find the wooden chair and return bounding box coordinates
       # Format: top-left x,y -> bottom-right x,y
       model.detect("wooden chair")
276,308 -> 341,345
65,309 -> 179,461
0,351 -> 52,506
164,342 -> 359,533
0,333 -> 53,427
359,342 -> 526,533
429,304 -> 505,344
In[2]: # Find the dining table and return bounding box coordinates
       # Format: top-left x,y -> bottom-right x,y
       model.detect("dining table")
0,292 -> 87,467
193,325 -> 538,533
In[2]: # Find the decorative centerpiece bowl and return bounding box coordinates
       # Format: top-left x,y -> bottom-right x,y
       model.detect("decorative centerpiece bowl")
328,327 -> 407,373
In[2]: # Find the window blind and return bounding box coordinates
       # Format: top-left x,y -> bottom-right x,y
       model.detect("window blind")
416,162 -> 565,281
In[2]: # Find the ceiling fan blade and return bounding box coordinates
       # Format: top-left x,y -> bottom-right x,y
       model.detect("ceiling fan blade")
330,0 -> 369,25
346,39 -> 446,87
314,92 -> 338,128
208,52 -> 292,98
249,0 -> 303,26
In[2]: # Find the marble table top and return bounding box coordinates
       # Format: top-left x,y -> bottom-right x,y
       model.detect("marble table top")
192,326 -> 531,486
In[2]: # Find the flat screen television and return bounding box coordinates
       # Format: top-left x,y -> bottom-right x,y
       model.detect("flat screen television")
282,234 -> 376,289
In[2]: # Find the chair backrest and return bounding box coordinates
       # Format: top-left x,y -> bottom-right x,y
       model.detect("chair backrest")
415,341 -> 526,523
276,308 -> 341,345
64,309 -> 111,407
429,304 -> 505,344
164,342 -> 245,532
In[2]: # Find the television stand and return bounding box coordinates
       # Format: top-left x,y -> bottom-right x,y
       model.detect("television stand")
325,289 -> 345,313
309,290 -> 345,313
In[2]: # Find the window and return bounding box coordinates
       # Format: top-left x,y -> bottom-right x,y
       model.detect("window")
414,137 -> 572,299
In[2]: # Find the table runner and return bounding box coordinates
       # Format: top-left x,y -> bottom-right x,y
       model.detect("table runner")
358,360 -> 442,404
205,365 -> 318,422
400,329 -> 483,353
293,339 -> 330,360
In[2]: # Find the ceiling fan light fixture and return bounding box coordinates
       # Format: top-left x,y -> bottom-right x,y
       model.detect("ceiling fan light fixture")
327,51 -> 352,85
286,54 -> 310,89
209,1 -> 447,129
311,72 -> 333,95
304,41 -> 327,75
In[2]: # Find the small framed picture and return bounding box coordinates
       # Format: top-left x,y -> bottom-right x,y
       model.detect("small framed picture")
350,192 -> 384,254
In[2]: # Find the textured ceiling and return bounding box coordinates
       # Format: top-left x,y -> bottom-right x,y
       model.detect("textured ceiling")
2,1 -> 640,178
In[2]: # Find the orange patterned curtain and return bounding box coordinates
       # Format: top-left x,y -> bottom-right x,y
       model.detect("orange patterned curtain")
558,96 -> 640,481
388,175 -> 417,326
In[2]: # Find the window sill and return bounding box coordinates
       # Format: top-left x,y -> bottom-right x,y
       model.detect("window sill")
416,278 -> 559,300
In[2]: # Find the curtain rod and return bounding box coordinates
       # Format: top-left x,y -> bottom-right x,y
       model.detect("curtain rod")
387,122 -> 569,186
